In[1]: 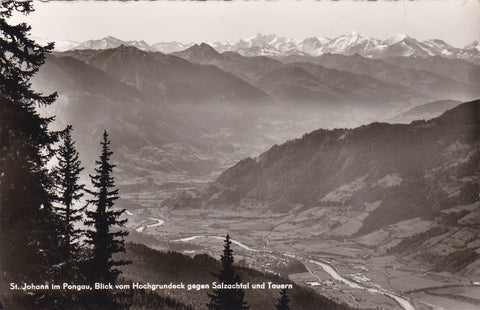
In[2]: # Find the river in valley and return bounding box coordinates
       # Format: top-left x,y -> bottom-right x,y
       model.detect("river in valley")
172,235 -> 416,310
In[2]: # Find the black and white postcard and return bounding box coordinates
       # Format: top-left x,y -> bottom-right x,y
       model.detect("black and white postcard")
1,0 -> 479,309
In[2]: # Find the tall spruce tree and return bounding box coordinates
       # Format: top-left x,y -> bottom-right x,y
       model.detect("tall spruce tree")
85,131 -> 129,284
0,1 -> 62,308
52,125 -> 85,279
275,289 -> 291,310
207,235 -> 249,310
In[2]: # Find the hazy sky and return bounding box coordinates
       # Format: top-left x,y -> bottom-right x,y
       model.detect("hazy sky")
12,0 -> 479,47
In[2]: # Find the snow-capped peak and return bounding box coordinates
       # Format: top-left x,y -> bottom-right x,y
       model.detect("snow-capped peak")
33,33 -> 478,63
347,31 -> 362,39
387,34 -> 408,45
32,36 -> 79,52
320,32 -> 384,56
465,41 -> 480,50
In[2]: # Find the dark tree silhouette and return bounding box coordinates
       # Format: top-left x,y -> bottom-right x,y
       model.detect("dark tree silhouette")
52,125 -> 85,279
275,289 -> 291,310
0,1 -> 56,105
207,234 -> 249,310
84,131 -> 129,309
84,131 -> 130,309
0,1 -> 62,308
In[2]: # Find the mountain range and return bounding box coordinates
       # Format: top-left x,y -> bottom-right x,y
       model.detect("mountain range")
279,54 -> 480,102
30,33 -> 480,287
60,45 -> 271,106
168,100 -> 479,231
173,43 -> 480,106
32,46 -> 287,196
50,42 -> 480,116
46,33 -> 479,63
163,100 -> 480,277
31,40 -> 479,189
213,33 -> 479,61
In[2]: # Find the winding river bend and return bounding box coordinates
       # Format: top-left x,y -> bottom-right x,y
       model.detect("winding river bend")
307,259 -> 415,310
173,235 -> 415,310
135,217 -> 165,233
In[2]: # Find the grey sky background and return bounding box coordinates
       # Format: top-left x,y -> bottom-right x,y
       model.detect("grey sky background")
13,0 -> 479,47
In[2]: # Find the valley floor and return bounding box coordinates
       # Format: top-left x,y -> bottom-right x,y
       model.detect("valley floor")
122,206 -> 480,310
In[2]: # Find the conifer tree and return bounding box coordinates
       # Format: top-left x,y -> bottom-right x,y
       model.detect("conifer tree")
52,125 -> 85,279
0,1 -> 58,282
0,1 -> 56,105
0,1 -> 62,307
85,131 -> 129,284
207,234 -> 249,310
275,289 -> 291,310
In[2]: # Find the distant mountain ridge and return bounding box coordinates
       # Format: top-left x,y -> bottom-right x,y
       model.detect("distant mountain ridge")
391,99 -> 462,123
59,43 -> 480,113
45,33 -> 479,63
212,33 -> 479,63
36,43 -> 479,214
75,36 -> 154,52
168,100 -> 479,235
59,45 -> 271,106
171,43 -> 480,109
32,46 -> 279,198
279,54 -> 480,102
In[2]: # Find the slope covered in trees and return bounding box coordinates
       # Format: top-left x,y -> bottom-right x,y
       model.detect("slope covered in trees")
118,243 -> 354,310
186,100 -> 479,234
